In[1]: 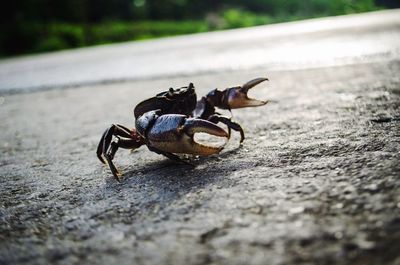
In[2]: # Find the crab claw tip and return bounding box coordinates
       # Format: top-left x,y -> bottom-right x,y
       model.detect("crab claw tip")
184,118 -> 229,138
241,77 -> 269,93
115,175 -> 122,183
182,118 -> 228,155
227,77 -> 269,109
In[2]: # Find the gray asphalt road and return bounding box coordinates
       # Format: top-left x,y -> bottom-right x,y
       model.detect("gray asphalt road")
0,10 -> 400,265
0,9 -> 399,93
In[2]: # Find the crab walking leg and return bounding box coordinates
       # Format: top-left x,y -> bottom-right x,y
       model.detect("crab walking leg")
97,124 -> 144,181
208,115 -> 245,143
108,138 -> 143,161
106,138 -> 144,182
96,124 -> 132,163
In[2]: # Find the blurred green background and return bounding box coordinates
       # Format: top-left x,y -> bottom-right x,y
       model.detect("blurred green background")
1,0 -> 399,57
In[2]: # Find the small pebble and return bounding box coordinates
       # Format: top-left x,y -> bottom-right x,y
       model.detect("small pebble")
289,206 -> 305,215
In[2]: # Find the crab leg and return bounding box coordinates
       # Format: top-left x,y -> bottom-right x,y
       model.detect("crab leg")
97,124 -> 143,182
208,114 -> 245,143
96,124 -> 132,163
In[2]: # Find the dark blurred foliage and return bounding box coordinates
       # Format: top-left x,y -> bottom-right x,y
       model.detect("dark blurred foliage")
4,0 -> 399,23
376,0 -> 400,8
1,0 -> 398,56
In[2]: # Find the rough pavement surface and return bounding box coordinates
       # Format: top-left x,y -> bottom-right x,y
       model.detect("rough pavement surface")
0,59 -> 399,264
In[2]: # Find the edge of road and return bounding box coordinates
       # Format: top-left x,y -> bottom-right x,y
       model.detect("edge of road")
0,9 -> 399,95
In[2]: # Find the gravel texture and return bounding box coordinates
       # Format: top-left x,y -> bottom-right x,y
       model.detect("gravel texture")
0,61 -> 400,265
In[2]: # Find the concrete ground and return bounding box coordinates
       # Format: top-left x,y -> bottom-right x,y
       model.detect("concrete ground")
1,10 -> 400,265
1,61 -> 399,265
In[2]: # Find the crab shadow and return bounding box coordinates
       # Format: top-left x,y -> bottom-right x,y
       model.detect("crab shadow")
103,146 -> 243,208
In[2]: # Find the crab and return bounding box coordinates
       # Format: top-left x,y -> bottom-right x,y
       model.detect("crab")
97,77 -> 269,181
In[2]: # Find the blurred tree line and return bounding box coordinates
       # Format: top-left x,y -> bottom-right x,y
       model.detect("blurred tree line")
0,0 -> 398,57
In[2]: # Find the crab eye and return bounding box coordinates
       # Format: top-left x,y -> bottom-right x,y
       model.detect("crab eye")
167,87 -> 176,97
207,89 -> 217,98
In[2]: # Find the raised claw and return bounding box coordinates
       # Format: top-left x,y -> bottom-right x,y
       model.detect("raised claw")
183,118 -> 229,155
226,77 -> 269,109
183,118 -> 228,138
146,115 -> 229,156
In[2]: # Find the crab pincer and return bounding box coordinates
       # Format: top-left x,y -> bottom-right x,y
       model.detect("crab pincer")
226,77 -> 269,109
141,114 -> 229,156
